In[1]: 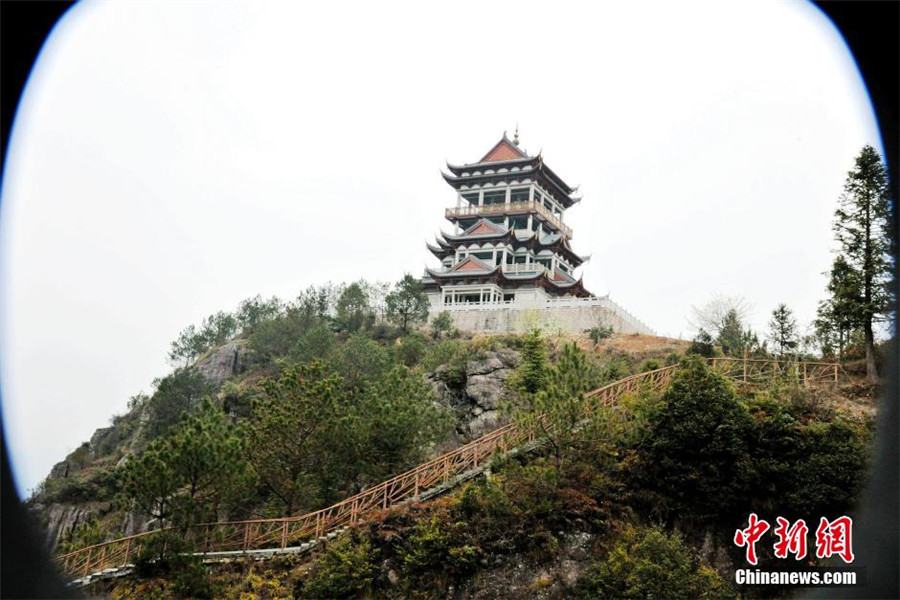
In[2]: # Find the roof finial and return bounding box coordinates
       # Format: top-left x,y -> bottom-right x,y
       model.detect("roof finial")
513,123 -> 520,146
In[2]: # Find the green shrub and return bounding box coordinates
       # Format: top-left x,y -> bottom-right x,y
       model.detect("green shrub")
640,358 -> 751,523
396,332 -> 426,367
572,524 -> 736,599
144,368 -> 213,440
400,516 -> 454,573
297,535 -> 377,599
783,419 -> 871,517
133,532 -> 215,599
742,393 -> 800,513
57,519 -> 106,555
638,359 -> 661,372
588,325 -> 613,343
426,340 -> 469,390
430,311 -> 454,340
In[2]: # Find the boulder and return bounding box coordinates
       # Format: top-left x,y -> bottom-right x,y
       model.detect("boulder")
429,348 -> 521,439
195,340 -> 246,387
466,373 -> 510,411
467,356 -> 505,376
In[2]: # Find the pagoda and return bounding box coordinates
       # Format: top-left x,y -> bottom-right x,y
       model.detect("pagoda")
423,132 -> 592,310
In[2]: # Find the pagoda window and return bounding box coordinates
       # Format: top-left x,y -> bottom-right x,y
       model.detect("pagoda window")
534,190 -> 543,204
510,188 -> 530,204
471,251 -> 493,264
509,216 -> 529,230
503,293 -> 515,302
462,192 -> 479,206
483,190 -> 506,205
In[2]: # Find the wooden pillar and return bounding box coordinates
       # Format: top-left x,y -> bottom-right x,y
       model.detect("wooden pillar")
281,522 -> 288,549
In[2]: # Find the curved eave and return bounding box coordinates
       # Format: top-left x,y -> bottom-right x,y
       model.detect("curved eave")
433,232 -> 585,267
435,236 -> 454,249
441,229 -> 513,243
446,155 -> 538,176
425,267 -> 499,279
441,169 -> 536,189
539,162 -> 575,194
542,275 -> 592,297
534,167 -> 579,208
427,243 -> 452,259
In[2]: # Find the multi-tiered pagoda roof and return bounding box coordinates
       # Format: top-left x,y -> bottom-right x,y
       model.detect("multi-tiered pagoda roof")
423,133 -> 593,305
442,137 -> 582,210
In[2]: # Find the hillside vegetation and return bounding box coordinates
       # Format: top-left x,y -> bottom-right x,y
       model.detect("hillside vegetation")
28,280 -> 878,599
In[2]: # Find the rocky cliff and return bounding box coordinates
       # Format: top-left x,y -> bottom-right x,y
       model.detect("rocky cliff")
29,341 -> 250,552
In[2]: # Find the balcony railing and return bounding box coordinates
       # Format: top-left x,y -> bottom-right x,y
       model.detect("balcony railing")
502,263 -> 547,275
445,200 -> 572,238
435,262 -> 548,275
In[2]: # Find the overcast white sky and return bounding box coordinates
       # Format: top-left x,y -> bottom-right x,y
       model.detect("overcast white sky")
0,1 -> 882,496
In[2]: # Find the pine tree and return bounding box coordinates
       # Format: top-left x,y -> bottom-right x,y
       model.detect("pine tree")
815,254 -> 862,360
511,340 -> 601,471
122,399 -> 253,529
832,145 -> 892,381
768,304 -> 799,360
717,309 -> 745,356
335,281 -> 375,333
688,329 -> 715,357
512,329 -> 548,395
246,362 -> 343,515
385,274 -> 430,333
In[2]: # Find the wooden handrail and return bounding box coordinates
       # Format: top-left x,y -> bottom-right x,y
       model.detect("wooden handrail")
54,358 -> 840,579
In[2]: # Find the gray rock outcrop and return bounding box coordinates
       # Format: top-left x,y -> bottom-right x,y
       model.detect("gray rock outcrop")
429,349 -> 520,438
195,340 -> 247,387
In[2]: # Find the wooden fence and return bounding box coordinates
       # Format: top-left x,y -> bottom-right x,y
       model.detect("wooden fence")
55,358 -> 839,579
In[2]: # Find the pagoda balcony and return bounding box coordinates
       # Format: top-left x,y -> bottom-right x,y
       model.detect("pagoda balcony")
445,200 -> 573,238
502,262 -> 547,275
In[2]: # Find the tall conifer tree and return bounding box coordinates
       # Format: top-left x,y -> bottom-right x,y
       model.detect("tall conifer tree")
832,145 -> 891,381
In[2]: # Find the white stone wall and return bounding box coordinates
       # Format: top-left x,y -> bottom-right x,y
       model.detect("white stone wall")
429,299 -> 653,335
